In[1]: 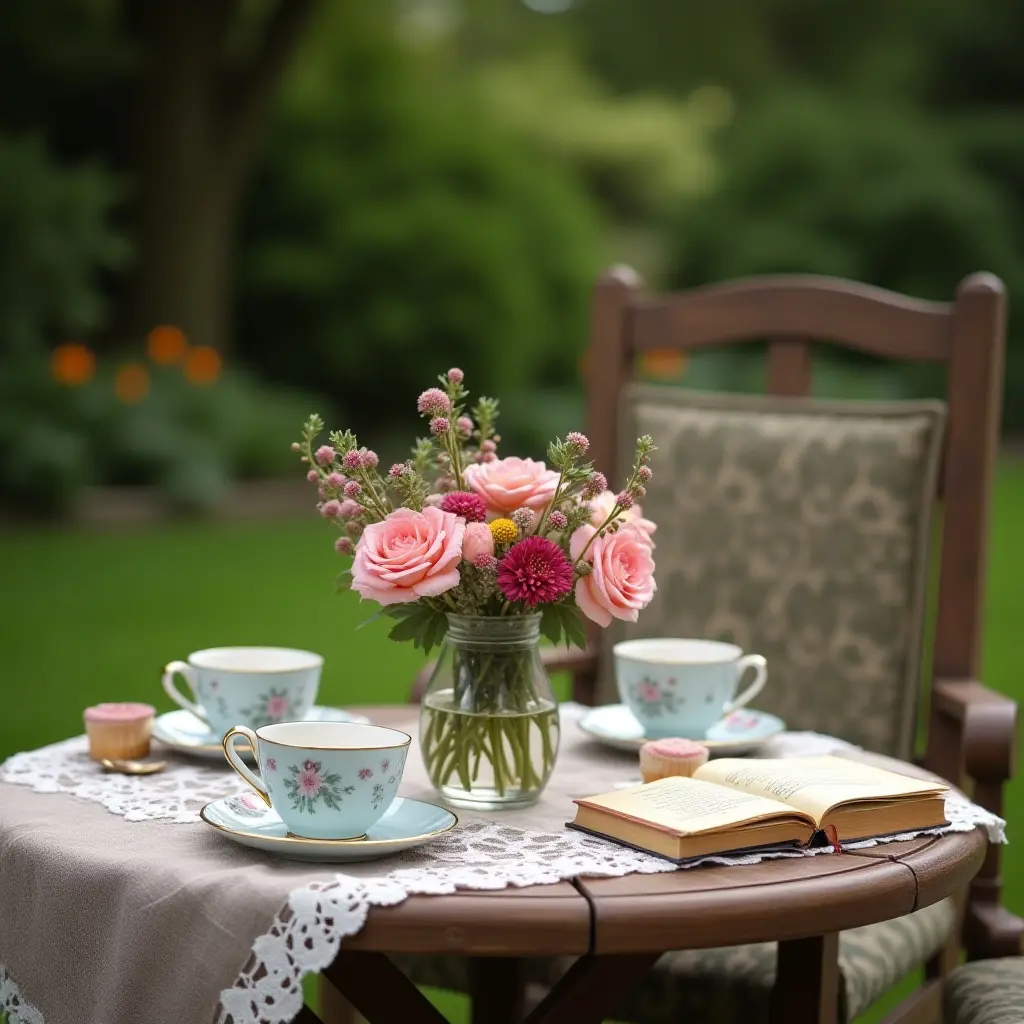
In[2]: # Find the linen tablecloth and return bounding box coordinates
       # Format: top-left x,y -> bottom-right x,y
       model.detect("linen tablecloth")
0,705 -> 1004,1024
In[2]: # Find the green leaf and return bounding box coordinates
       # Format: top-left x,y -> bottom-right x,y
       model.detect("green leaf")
356,607 -> 391,630
387,607 -> 435,643
540,604 -> 566,646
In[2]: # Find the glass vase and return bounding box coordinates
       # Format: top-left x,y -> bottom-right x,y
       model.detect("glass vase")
419,613 -> 561,809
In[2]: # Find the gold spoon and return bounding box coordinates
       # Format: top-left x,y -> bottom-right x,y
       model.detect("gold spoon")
100,757 -> 167,775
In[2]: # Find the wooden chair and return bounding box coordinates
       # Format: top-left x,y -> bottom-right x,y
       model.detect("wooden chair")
329,269 -> 1021,1023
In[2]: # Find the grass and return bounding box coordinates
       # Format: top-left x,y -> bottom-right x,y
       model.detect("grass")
1,459 -> 1022,1022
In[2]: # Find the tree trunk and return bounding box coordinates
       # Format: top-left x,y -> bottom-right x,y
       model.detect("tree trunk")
120,0 -> 317,353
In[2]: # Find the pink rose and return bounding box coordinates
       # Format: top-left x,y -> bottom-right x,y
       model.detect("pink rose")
463,457 -> 560,515
462,521 -> 494,563
352,506 -> 465,605
570,522 -> 656,627
588,490 -> 656,540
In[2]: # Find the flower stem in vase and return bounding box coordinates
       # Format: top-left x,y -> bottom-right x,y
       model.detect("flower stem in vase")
420,614 -> 560,809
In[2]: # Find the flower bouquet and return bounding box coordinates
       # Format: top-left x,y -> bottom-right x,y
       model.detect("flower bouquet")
297,369 -> 657,808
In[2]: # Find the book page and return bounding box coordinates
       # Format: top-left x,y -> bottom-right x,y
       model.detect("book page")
576,776 -> 810,836
693,756 -> 947,823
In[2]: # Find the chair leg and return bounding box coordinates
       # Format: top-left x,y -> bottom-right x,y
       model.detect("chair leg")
320,974 -> 361,1024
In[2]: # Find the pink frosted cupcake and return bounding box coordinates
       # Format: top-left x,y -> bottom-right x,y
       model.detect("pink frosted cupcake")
639,737 -> 710,783
84,703 -> 156,761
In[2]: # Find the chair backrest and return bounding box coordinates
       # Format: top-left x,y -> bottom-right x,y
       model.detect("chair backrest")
582,269 -> 1006,755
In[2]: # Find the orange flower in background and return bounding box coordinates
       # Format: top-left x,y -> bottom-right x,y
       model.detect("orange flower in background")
639,348 -> 687,380
51,343 -> 96,386
115,363 -> 150,404
146,325 -> 188,365
183,345 -> 222,386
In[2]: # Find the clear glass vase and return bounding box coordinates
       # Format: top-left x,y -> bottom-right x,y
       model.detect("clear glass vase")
419,613 -> 561,809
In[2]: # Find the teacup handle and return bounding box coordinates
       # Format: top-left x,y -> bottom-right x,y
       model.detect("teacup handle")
723,654 -> 768,715
161,660 -> 208,724
222,726 -> 271,807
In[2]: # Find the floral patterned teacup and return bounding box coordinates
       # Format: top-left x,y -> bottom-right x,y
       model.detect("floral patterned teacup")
614,638 -> 768,740
222,721 -> 411,840
161,647 -> 322,738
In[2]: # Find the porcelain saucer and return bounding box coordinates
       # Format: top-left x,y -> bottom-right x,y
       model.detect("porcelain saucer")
578,704 -> 785,756
200,794 -> 458,862
153,706 -> 371,760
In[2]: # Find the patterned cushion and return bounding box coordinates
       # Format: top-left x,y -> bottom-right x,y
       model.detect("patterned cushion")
393,897 -> 954,1024
945,957 -> 1024,1024
599,387 -> 947,758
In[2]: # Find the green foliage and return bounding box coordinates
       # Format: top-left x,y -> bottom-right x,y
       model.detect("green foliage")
666,90 -> 1024,420
540,601 -> 588,650
237,5 -> 602,438
0,133 -> 127,361
0,360 -> 328,515
384,604 -> 449,655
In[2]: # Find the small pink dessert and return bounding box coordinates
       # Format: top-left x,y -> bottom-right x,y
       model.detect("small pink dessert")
83,702 -> 156,762
639,737 -> 710,783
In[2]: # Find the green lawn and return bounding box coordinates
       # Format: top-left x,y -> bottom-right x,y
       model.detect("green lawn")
2,460 -> 1022,1022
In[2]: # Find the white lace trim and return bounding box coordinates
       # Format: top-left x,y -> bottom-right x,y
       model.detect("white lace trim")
0,736 -> 245,823
0,967 -> 44,1024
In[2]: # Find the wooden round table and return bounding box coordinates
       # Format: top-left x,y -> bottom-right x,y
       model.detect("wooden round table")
317,706 -> 988,1024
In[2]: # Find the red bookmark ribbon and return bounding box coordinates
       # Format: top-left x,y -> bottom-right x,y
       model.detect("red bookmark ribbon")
823,824 -> 843,855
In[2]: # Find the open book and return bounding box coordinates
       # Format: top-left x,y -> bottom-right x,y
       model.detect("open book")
568,756 -> 949,863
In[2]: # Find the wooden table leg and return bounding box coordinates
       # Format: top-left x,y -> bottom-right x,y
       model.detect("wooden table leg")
320,974 -> 361,1024
470,957 -> 527,1024
322,951 -> 449,1024
771,933 -> 840,1024
524,953 -> 660,1024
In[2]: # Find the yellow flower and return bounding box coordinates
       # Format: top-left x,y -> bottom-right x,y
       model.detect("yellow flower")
489,518 -> 518,545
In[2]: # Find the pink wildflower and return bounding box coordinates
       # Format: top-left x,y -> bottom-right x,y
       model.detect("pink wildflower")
481,439 -> 497,454
335,536 -> 354,555
389,463 -> 407,479
362,450 -> 379,468
441,491 -> 488,522
473,553 -> 499,572
582,472 -> 607,500
314,445 -> 336,466
548,510 -> 568,530
328,471 -> 346,489
510,507 -> 537,532
566,432 -> 590,454
447,367 -> 464,384
344,480 -> 362,498
343,451 -> 363,470
306,470 -> 319,483
616,490 -> 634,511
496,536 -> 573,607
482,451 -> 497,463
430,416 -> 450,435
638,465 -> 653,483
456,416 -> 473,437
320,500 -> 342,518
418,388 -> 451,416
338,499 -> 363,518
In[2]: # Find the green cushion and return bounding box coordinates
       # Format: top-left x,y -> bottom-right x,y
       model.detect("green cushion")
945,957 -> 1024,1024
603,387 -> 947,758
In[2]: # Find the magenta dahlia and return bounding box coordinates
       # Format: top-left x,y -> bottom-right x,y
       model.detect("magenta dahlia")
496,537 -> 574,608
441,490 -> 488,522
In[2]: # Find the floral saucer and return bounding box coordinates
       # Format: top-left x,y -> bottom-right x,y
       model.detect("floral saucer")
578,704 -> 785,756
152,706 -> 371,760
200,793 -> 458,862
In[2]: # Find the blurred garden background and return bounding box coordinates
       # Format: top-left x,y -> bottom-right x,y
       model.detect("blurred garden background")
1,1 -> 1023,1018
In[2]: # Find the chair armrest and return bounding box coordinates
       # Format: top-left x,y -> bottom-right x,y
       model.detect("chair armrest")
930,678 -> 1018,784
406,646 -> 598,704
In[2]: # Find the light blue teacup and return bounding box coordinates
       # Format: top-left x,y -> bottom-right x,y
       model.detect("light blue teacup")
614,638 -> 768,740
162,647 -> 322,737
223,721 -> 411,840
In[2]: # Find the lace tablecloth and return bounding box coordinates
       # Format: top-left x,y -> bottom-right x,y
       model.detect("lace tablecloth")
0,704 -> 1005,1024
